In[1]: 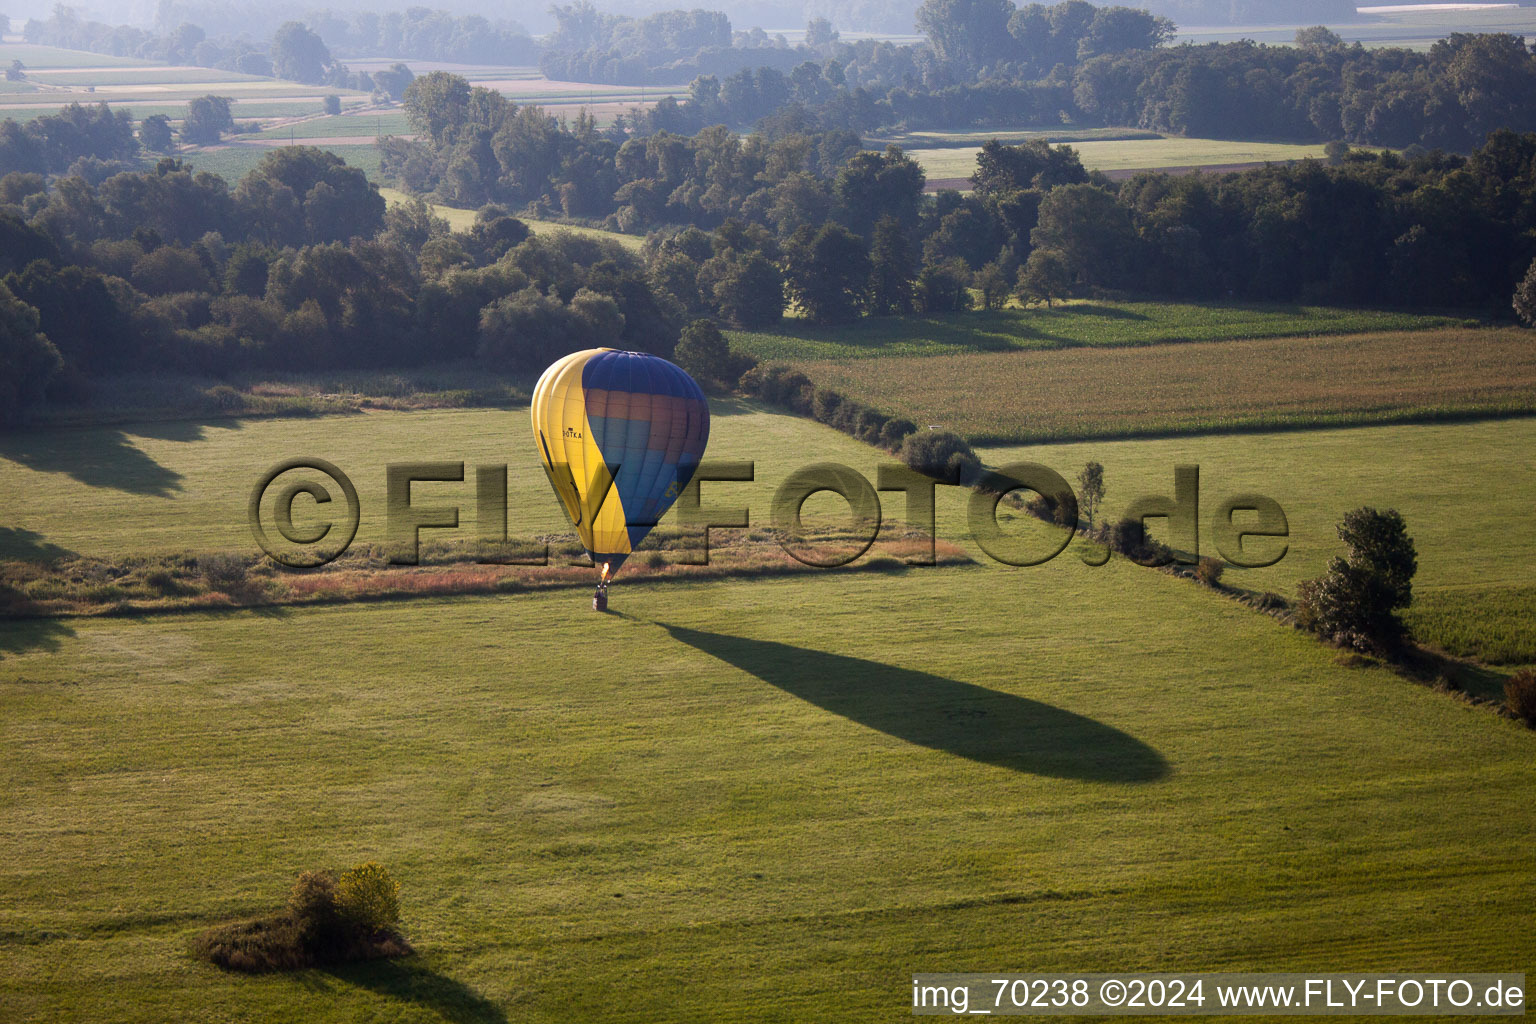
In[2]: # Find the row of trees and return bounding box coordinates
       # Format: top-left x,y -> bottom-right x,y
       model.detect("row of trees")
602,18 -> 1536,149
0,90 -> 361,177
385,68 -> 1536,314
21,8 -> 272,76
304,8 -> 537,65
0,146 -> 690,425
21,10 -> 378,92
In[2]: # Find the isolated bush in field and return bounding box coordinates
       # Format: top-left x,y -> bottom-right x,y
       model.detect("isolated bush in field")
1505,668 -> 1536,726
1296,507 -> 1417,653
193,865 -> 409,973
1195,555 -> 1224,587
1515,258 -> 1536,327
900,429 -> 978,482
335,862 -> 402,931
200,553 -> 249,594
323,95 -> 341,115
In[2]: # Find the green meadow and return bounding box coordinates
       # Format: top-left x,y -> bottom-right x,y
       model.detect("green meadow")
256,110 -> 412,140
183,143 -> 383,183
2,400 -> 1533,1021
0,43 -> 150,68
727,302 -> 1473,361
3,404 -> 1529,614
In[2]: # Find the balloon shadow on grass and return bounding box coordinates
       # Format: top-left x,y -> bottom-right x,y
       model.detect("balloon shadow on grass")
323,958 -> 508,1024
661,625 -> 1168,783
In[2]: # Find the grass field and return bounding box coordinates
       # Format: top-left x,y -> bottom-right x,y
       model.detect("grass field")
789,326 -> 1536,443
0,404 -> 907,561
1,403 -> 1530,604
2,401 -> 1532,1020
1,539 -> 1533,1020
727,302 -> 1474,361
868,127 -> 1164,149
256,110 -> 412,140
977,417 -> 1536,598
910,137 -> 1336,183
183,143 -> 382,183
0,43 -> 150,68
1405,584 -> 1536,667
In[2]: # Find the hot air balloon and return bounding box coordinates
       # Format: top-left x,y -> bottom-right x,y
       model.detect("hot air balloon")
531,348 -> 710,610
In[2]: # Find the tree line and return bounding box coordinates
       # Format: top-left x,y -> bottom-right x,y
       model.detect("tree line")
385,69 -> 1536,315
0,145 -> 679,425
6,109 -> 1536,430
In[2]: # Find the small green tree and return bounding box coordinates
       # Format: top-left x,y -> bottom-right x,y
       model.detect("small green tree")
181,95 -> 234,144
1077,461 -> 1104,528
1514,257 -> 1536,326
323,94 -> 341,115
335,862 -> 400,931
1296,507 -> 1418,653
674,318 -> 754,392
867,215 -> 915,315
973,257 -> 1012,310
139,114 -> 174,153
1018,248 -> 1070,308
272,21 -> 332,84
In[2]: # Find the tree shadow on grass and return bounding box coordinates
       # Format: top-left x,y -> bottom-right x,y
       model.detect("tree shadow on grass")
0,526 -> 76,562
0,617 -> 76,660
0,427 -> 183,497
660,625 -> 1168,782
323,958 -> 508,1024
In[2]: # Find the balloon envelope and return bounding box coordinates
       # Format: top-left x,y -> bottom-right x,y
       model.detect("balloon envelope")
531,348 -> 709,575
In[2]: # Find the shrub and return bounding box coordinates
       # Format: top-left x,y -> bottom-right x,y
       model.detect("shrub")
899,429 -> 979,482
1295,507 -> 1417,653
144,569 -> 184,595
200,553 -> 249,594
811,387 -> 843,424
1505,668 -> 1536,726
206,384 -> 244,412
1195,556 -> 1224,587
192,865 -> 410,973
335,863 -> 401,931
879,417 -> 917,449
1107,516 -> 1171,566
